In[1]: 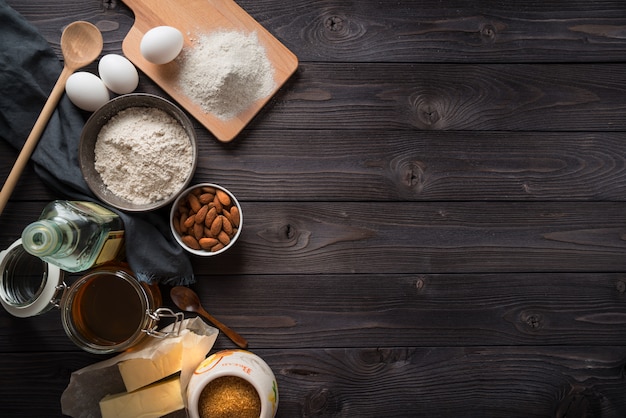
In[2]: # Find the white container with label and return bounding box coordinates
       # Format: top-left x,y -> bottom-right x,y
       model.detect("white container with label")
187,349 -> 278,418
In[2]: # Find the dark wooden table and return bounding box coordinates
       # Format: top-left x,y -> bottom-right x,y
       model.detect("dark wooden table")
2,0 -> 626,417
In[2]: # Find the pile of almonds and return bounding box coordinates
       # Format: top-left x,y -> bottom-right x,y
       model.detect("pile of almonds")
172,186 -> 241,252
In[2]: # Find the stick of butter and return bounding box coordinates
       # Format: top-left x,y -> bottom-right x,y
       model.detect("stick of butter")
118,340 -> 183,392
99,376 -> 184,418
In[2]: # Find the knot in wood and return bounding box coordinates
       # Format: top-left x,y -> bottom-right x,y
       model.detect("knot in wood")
410,93 -> 444,129
101,0 -> 117,9
415,278 -> 425,290
325,15 -> 344,32
282,223 -> 296,240
304,387 -> 340,415
402,161 -> 426,191
519,311 -> 543,332
480,23 -> 497,42
616,280 -> 626,294
418,104 -> 441,126
525,313 -> 542,330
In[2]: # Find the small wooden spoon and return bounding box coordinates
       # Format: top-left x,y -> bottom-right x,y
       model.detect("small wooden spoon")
0,21 -> 103,215
170,286 -> 249,349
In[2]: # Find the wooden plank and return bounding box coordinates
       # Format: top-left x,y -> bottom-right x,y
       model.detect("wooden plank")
250,62 -> 626,132
9,1 -> 626,63
2,273 -> 626,351
0,347 -> 625,417
191,130 -> 626,202
1,202 -> 624,275
5,130 -> 626,203
241,0 -> 626,63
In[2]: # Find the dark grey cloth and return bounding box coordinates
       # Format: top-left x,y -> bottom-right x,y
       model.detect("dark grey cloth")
0,0 -> 194,285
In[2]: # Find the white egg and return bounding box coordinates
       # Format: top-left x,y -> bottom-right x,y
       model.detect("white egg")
65,72 -> 110,112
98,54 -> 139,95
140,26 -> 184,65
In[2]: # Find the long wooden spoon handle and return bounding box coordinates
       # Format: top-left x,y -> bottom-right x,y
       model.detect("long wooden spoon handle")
199,307 -> 249,349
0,66 -> 71,216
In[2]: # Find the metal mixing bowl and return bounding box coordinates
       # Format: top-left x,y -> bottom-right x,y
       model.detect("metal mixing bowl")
79,93 -> 197,212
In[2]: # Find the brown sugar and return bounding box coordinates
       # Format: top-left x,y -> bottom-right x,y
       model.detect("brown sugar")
198,375 -> 261,418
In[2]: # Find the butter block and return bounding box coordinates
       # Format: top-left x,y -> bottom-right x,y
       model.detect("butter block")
118,340 -> 183,392
99,377 -> 184,418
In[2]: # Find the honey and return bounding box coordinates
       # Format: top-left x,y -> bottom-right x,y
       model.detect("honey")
71,272 -> 143,345
198,376 -> 261,418
61,266 -> 163,354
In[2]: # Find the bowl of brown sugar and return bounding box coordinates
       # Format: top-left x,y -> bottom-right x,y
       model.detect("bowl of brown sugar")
187,349 -> 278,418
79,93 -> 197,212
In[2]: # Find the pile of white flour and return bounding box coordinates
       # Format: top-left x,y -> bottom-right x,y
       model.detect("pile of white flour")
94,107 -> 193,205
176,30 -> 275,120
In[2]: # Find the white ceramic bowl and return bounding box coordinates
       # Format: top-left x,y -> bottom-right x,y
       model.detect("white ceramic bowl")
187,350 -> 278,418
170,183 -> 243,256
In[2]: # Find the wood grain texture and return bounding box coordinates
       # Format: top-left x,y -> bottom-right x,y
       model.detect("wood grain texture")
2,0 -> 626,417
2,273 -> 626,351
0,348 -> 625,417
239,0 -> 626,63
10,1 -> 626,64
252,62 -> 626,132
6,130 -> 626,202
1,202 -> 624,275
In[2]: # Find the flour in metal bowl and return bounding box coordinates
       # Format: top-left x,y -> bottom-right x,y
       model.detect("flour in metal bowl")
94,107 -> 194,205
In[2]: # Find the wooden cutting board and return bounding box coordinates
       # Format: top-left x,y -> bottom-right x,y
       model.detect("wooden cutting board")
120,0 -> 298,142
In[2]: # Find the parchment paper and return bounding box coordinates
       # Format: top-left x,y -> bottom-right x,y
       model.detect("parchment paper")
61,317 -> 218,418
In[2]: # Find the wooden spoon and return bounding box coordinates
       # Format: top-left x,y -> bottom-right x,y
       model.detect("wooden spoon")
170,286 -> 249,349
0,21 -> 103,215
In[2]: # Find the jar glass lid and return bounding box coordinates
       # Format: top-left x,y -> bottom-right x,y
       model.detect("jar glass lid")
0,239 -> 63,317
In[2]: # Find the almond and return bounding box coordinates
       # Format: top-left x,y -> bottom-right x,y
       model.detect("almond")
213,194 -> 223,213
188,193 -> 201,212
199,237 -> 219,250
217,230 -> 231,246
216,189 -> 231,206
199,193 -> 214,205
210,215 -> 223,236
195,205 -> 209,224
230,206 -> 241,227
182,235 -> 201,250
211,242 -> 225,252
222,216 -> 233,235
204,207 -> 218,228
182,214 -> 195,229
193,223 -> 204,241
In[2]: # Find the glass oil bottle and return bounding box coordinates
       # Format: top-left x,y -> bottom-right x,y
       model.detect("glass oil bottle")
20,200 -> 124,272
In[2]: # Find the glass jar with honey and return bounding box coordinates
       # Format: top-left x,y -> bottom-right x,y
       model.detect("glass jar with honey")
0,240 -> 182,354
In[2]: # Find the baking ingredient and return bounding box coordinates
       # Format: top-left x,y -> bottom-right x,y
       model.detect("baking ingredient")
65,71 -> 110,111
172,186 -> 241,253
20,200 -> 124,272
198,376 -> 261,418
70,270 -> 144,349
176,30 -> 275,120
94,107 -> 193,205
99,376 -> 184,418
118,340 -> 183,392
98,54 -> 139,94
141,26 -> 184,64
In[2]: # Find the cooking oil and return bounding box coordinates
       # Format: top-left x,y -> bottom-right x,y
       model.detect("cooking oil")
21,200 -> 124,272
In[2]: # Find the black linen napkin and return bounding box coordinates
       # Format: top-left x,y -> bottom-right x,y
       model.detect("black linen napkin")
0,0 -> 194,285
